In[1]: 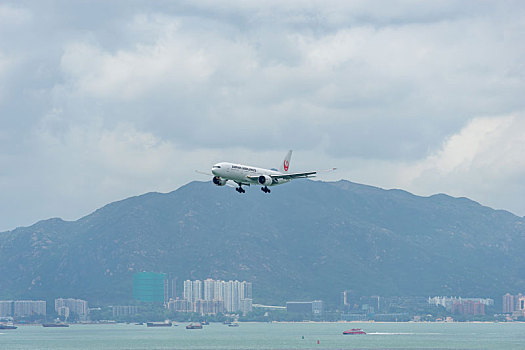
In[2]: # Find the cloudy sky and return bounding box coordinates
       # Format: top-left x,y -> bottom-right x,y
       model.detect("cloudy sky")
1,0 -> 524,231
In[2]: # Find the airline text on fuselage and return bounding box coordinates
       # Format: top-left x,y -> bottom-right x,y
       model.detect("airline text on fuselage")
232,165 -> 257,172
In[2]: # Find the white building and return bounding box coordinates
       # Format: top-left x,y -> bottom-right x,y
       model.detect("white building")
112,305 -> 139,317
14,300 -> 46,317
240,298 -> 253,315
204,278 -> 215,301
214,280 -> 224,301
183,280 -> 193,302
55,298 -> 88,318
192,280 -> 202,302
181,279 -> 253,314
428,296 -> 494,311
0,300 -> 13,317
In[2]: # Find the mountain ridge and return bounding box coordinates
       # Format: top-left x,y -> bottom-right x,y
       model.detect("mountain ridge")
1,180 -> 524,306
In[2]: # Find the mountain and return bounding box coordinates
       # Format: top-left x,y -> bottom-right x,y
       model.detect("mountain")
0,180 -> 524,306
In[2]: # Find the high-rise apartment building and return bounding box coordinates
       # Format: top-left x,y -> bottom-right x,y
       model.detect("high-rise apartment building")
204,278 -> 215,301
192,280 -> 202,302
214,280 -> 224,301
0,300 -> 13,317
13,300 -> 46,317
164,277 -> 177,303
133,272 -> 167,302
183,279 -> 203,303
112,305 -> 139,317
168,298 -> 192,312
518,295 -> 525,311
183,280 -> 193,302
55,298 -> 89,318
181,278 -> 253,314
503,293 -> 515,313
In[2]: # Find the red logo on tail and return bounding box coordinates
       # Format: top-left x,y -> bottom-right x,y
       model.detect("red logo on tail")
283,160 -> 289,171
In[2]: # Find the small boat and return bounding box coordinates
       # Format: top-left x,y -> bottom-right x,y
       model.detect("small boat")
146,322 -> 172,327
186,322 -> 203,329
201,320 -> 209,325
228,323 -> 239,327
0,324 -> 17,330
343,328 -> 366,335
42,323 -> 69,327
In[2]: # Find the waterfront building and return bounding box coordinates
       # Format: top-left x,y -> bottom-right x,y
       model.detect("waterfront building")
503,293 -> 515,313
213,280 -> 223,301
240,298 -> 253,315
192,280 -> 202,302
452,300 -> 485,315
164,277 -> 176,303
13,300 -> 46,317
204,278 -> 215,301
0,300 -> 13,317
428,296 -> 493,312
286,300 -> 324,315
55,298 -> 88,318
312,300 -> 324,314
179,278 -> 253,315
167,298 -> 192,313
518,295 -> 525,311
112,305 -> 139,317
133,272 -> 167,302
56,306 -> 70,318
183,280 -> 193,303
194,299 -> 225,315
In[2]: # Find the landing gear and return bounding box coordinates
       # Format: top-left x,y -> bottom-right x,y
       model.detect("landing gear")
261,186 -> 271,193
235,186 -> 245,193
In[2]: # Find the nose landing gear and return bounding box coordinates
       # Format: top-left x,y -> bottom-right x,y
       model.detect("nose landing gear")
261,186 -> 271,193
235,186 -> 245,193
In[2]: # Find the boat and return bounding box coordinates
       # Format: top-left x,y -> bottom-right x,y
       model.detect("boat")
146,322 -> 172,327
0,324 -> 17,330
42,323 -> 69,327
186,322 -> 203,329
228,323 -> 239,327
343,328 -> 366,335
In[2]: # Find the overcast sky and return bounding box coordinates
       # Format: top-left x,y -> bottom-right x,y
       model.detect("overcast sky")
1,0 -> 524,231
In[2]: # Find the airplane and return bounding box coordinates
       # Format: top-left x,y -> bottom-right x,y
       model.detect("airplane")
201,150 -> 335,193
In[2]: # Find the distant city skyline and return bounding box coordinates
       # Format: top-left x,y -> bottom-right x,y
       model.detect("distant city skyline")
178,279 -> 253,315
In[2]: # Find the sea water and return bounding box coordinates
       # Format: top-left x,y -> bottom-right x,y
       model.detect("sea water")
1,322 -> 524,350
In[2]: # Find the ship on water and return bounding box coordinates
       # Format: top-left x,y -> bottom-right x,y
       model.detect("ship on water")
42,323 -> 69,327
343,328 -> 366,335
186,322 -> 203,329
0,323 -> 17,330
146,322 -> 172,327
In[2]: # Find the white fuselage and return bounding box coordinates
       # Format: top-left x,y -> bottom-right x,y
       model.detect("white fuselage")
211,162 -> 290,186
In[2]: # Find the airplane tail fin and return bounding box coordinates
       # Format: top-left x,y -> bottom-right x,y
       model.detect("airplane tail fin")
279,150 -> 292,173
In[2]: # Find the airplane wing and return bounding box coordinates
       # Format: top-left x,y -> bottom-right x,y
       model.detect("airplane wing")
271,168 -> 336,180
195,170 -> 213,176
247,169 -> 336,181
269,171 -> 317,180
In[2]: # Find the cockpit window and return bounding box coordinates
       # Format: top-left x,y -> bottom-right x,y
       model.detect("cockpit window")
213,165 -> 221,168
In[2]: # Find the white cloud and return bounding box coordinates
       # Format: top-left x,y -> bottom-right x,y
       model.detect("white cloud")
1,1 -> 525,230
398,114 -> 525,214
0,4 -> 31,25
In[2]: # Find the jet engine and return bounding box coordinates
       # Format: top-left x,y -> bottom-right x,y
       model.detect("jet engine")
212,176 -> 227,186
258,175 -> 273,186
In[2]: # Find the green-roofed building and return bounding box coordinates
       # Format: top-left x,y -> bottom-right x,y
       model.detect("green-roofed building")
133,272 -> 167,302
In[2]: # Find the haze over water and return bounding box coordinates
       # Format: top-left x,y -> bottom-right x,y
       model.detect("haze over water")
1,322 -> 524,350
